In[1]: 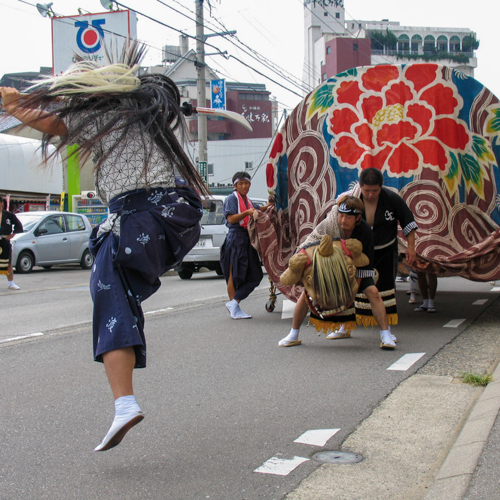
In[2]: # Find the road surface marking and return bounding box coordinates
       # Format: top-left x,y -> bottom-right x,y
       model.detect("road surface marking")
254,456 -> 309,475
387,353 -> 426,371
282,299 -> 295,320
145,308 -> 173,315
443,319 -> 466,328
473,299 -> 488,305
294,429 -> 340,446
491,287 -> 500,292
0,332 -> 44,344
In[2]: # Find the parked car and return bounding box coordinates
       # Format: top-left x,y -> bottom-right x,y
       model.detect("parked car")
176,195 -> 268,279
11,211 -> 94,273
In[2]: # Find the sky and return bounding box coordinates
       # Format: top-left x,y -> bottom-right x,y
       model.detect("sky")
1,0 -> 499,115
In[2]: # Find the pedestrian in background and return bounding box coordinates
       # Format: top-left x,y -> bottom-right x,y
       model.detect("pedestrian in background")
221,171 -> 270,319
415,271 -> 438,313
0,195 -> 23,290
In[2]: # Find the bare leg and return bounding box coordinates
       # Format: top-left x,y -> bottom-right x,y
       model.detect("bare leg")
6,264 -> 20,289
227,265 -> 235,301
363,285 -> 388,330
417,271 -> 429,300
278,291 -> 308,346
95,347 -> 144,452
363,285 -> 395,349
103,347 -> 136,399
7,264 -> 14,282
427,274 -> 438,300
292,291 -> 309,329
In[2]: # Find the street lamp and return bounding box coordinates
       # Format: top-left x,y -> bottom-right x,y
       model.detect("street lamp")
36,2 -> 54,18
100,0 -> 116,10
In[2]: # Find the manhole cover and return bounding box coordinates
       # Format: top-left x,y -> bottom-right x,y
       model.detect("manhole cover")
312,451 -> 363,464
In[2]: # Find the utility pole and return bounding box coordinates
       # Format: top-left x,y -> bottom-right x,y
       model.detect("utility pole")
195,0 -> 208,180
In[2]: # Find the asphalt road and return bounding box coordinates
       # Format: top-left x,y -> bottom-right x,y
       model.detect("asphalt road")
1,268 -> 498,499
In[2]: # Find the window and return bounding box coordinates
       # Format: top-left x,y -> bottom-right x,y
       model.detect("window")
245,161 -> 253,170
239,93 -> 268,101
424,35 -> 435,53
398,34 -> 410,52
208,163 -> 214,176
326,46 -> 331,55
201,199 -> 225,225
411,34 -> 422,53
38,215 -> 65,235
450,36 -> 461,52
437,35 -> 448,52
336,12 -> 340,18
322,73 -> 327,81
324,12 -> 328,16
65,214 -> 85,232
353,43 -> 358,51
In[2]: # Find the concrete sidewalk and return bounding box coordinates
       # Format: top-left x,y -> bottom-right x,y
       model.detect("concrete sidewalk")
285,297 -> 500,500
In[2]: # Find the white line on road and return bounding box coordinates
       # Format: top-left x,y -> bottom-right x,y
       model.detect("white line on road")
491,287 -> 500,292
473,299 -> 488,305
387,353 -> 426,371
145,308 -> 173,315
294,429 -> 340,446
0,332 -> 44,344
281,299 -> 295,320
254,456 -> 309,475
443,319 -> 467,328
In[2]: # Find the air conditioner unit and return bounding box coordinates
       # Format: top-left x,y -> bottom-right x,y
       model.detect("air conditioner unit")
81,191 -> 97,199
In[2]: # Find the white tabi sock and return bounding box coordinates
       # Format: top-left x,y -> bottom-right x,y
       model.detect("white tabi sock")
94,395 -> 144,452
278,328 -> 300,346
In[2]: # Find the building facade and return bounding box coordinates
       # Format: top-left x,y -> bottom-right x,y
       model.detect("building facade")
304,1 -> 478,88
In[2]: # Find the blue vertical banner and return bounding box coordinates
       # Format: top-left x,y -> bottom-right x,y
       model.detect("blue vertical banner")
211,79 -> 226,110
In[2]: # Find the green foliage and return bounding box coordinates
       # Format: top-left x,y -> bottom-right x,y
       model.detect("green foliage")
371,29 -> 397,50
462,35 -> 480,51
461,373 -> 493,386
395,52 -> 470,64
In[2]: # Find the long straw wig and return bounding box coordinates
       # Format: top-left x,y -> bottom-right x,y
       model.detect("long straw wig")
312,240 -> 353,310
20,41 -> 209,196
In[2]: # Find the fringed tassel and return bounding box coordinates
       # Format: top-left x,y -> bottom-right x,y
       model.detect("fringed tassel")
356,313 -> 399,328
387,313 -> 398,326
309,317 -> 357,335
356,315 -> 379,328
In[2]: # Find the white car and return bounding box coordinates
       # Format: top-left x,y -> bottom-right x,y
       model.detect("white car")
11,211 -> 94,273
176,195 -> 268,279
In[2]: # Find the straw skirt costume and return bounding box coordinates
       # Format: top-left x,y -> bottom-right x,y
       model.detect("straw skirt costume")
298,207 -> 376,332
66,115 -> 202,368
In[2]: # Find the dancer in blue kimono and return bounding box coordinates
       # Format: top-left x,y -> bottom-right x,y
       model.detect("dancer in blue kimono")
0,43 -> 209,452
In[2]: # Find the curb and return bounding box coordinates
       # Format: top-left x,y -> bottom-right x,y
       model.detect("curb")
425,360 -> 500,499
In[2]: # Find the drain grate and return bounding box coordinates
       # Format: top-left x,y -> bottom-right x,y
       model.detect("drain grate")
312,450 -> 363,464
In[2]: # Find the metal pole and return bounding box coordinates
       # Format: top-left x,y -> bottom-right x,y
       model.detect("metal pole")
195,0 -> 207,166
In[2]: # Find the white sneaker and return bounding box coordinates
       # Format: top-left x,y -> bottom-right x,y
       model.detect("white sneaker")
8,283 -> 20,290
